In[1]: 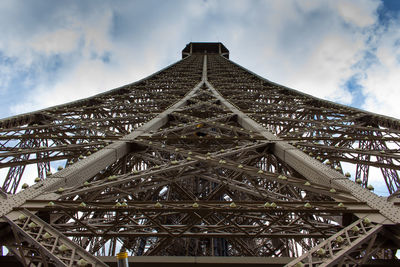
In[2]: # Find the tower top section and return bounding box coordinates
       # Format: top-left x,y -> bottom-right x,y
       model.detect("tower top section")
182,42 -> 229,59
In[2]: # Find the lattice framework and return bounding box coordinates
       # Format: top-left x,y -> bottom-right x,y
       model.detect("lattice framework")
0,43 -> 399,266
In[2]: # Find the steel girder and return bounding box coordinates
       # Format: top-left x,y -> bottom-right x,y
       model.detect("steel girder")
0,45 -> 399,265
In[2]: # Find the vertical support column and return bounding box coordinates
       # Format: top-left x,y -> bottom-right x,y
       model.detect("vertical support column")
203,55 -> 207,81
117,249 -> 129,267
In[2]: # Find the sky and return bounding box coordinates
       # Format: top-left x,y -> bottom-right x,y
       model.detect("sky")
0,0 -> 400,196
0,0 -> 400,120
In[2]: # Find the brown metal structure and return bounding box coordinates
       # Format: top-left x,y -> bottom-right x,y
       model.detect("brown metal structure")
0,42 -> 400,266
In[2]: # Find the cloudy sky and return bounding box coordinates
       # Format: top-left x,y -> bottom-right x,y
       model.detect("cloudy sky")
0,0 -> 400,120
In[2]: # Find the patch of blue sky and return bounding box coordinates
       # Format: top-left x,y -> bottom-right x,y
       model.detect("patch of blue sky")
109,2 -> 168,43
381,0 -> 400,13
38,54 -> 64,74
0,52 -> 17,94
0,69 -> 34,118
341,50 -> 379,109
90,51 -> 112,64
0,52 -> 69,118
0,52 -> 17,66
358,50 -> 379,69
109,11 -> 128,41
345,76 -> 365,108
101,52 -> 111,64
278,8 -> 333,53
378,0 -> 400,23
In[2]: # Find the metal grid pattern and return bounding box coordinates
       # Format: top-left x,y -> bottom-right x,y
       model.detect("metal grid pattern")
0,43 -> 399,266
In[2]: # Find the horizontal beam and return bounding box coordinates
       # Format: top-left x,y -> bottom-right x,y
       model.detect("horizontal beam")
20,199 -> 373,213
100,256 -> 293,266
62,232 -> 331,238
2,255 -> 399,267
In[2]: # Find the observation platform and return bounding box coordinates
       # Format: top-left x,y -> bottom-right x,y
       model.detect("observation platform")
182,42 -> 229,59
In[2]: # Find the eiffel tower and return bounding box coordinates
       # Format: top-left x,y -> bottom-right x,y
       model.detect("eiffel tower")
0,42 -> 399,266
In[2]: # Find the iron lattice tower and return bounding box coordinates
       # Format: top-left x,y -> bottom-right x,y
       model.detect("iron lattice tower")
0,43 -> 400,266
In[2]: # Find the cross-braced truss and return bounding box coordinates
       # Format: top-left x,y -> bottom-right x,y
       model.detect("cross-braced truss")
0,42 -> 399,266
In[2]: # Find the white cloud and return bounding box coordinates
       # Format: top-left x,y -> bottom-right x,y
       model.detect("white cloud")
0,0 -> 392,122
358,17 -> 400,118
0,0 -> 385,116
6,1 -> 193,114
30,29 -> 80,55
11,54 -> 157,114
335,0 -> 380,27
215,0 -> 377,107
0,0 -> 397,124
8,8 -> 117,112
284,33 -> 364,104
